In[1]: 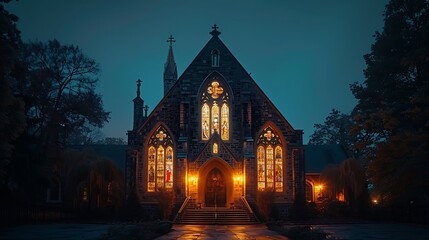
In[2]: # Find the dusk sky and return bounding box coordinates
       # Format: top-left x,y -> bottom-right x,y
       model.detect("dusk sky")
6,0 -> 388,143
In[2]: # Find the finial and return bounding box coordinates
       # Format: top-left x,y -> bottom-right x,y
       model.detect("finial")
144,105 -> 149,117
167,35 -> 175,47
136,79 -> 142,97
210,24 -> 221,37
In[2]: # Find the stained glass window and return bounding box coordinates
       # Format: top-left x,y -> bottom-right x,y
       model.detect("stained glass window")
256,126 -> 283,192
165,146 -> 173,189
257,146 -> 265,191
147,146 -> 156,192
221,103 -> 229,140
211,102 -> 219,134
213,142 -> 218,154
202,103 -> 210,140
201,79 -> 230,141
275,146 -> 283,192
266,145 -> 274,189
147,126 -> 174,192
156,146 -> 165,189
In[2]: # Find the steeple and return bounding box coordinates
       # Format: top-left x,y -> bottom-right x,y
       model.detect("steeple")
164,35 -> 178,95
133,79 -> 144,130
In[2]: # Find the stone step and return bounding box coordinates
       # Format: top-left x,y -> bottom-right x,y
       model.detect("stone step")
175,207 -> 258,225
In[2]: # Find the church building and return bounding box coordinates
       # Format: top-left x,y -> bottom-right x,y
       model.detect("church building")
126,25 -> 305,218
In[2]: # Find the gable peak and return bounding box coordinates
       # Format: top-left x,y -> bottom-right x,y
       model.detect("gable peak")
210,24 -> 221,37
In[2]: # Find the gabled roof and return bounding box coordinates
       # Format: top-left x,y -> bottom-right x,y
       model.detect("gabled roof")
70,144 -> 127,171
304,144 -> 350,173
138,27 -> 296,132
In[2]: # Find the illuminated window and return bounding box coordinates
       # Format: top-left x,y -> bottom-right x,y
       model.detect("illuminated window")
201,79 -> 230,141
221,103 -> 229,140
202,103 -> 210,140
213,142 -> 218,154
257,146 -> 265,191
147,126 -> 174,192
275,146 -> 283,192
256,126 -> 284,192
211,102 -> 219,134
211,49 -> 219,67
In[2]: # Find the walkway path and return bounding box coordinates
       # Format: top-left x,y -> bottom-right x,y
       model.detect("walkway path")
156,224 -> 288,240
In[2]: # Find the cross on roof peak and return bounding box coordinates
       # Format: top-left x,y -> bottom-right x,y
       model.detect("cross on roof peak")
210,24 -> 221,37
167,35 -> 175,47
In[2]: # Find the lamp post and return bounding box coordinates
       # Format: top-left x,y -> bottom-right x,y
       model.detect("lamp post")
213,176 -> 218,220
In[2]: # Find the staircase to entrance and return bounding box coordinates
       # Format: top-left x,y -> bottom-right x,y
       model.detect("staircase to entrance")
174,198 -> 259,225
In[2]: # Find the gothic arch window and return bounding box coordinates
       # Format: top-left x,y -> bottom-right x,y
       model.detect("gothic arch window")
211,49 -> 219,67
256,126 -> 283,192
201,78 -> 230,141
147,126 -> 174,192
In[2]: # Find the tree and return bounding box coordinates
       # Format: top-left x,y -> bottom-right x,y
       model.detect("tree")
9,39 -> 110,200
61,148 -> 124,212
15,39 -> 109,148
0,0 -> 26,187
350,0 -> 429,214
320,158 -> 367,215
309,109 -> 355,153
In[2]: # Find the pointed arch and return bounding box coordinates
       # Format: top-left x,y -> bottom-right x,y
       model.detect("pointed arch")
221,103 -> 229,140
202,103 -> 210,140
256,122 -> 285,192
145,124 -> 175,192
197,158 -> 234,205
198,72 -> 232,141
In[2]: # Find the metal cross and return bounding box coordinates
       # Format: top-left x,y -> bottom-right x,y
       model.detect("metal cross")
212,24 -> 219,31
136,79 -> 142,96
167,35 -> 175,46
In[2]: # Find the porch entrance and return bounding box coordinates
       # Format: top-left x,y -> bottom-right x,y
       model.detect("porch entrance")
205,168 -> 226,207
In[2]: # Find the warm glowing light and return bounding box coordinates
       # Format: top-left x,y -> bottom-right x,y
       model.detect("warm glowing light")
373,199 -> 378,204
315,185 -> 323,190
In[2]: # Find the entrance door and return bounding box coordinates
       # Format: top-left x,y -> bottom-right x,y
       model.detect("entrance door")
205,168 -> 226,207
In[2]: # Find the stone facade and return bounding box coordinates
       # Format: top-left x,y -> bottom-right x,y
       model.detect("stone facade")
126,26 -> 305,216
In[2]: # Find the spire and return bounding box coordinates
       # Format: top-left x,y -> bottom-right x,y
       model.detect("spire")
164,35 -> 178,95
133,79 -> 144,130
210,24 -> 221,37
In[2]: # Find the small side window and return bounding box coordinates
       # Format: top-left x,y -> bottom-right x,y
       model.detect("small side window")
211,49 -> 219,67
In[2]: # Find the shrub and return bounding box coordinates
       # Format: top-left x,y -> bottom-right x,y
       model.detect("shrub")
156,188 -> 175,220
256,188 -> 275,221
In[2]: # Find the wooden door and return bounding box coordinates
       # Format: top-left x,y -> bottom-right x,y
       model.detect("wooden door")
205,168 -> 226,207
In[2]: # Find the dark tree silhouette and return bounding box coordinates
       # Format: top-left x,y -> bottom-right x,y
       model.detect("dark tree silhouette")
0,0 -> 26,186
309,109 -> 355,152
9,39 -> 109,201
15,39 -> 109,147
350,0 -> 429,214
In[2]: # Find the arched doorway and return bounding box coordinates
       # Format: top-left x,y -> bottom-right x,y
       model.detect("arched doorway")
205,168 -> 226,207
197,158 -> 234,206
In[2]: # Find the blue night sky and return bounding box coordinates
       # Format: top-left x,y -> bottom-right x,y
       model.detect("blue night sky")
6,0 -> 388,143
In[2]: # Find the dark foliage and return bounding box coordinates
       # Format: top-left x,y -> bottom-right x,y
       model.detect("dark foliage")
256,188 -> 275,221
268,224 -> 333,240
350,0 -> 429,220
0,0 -> 26,187
288,194 -> 309,221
